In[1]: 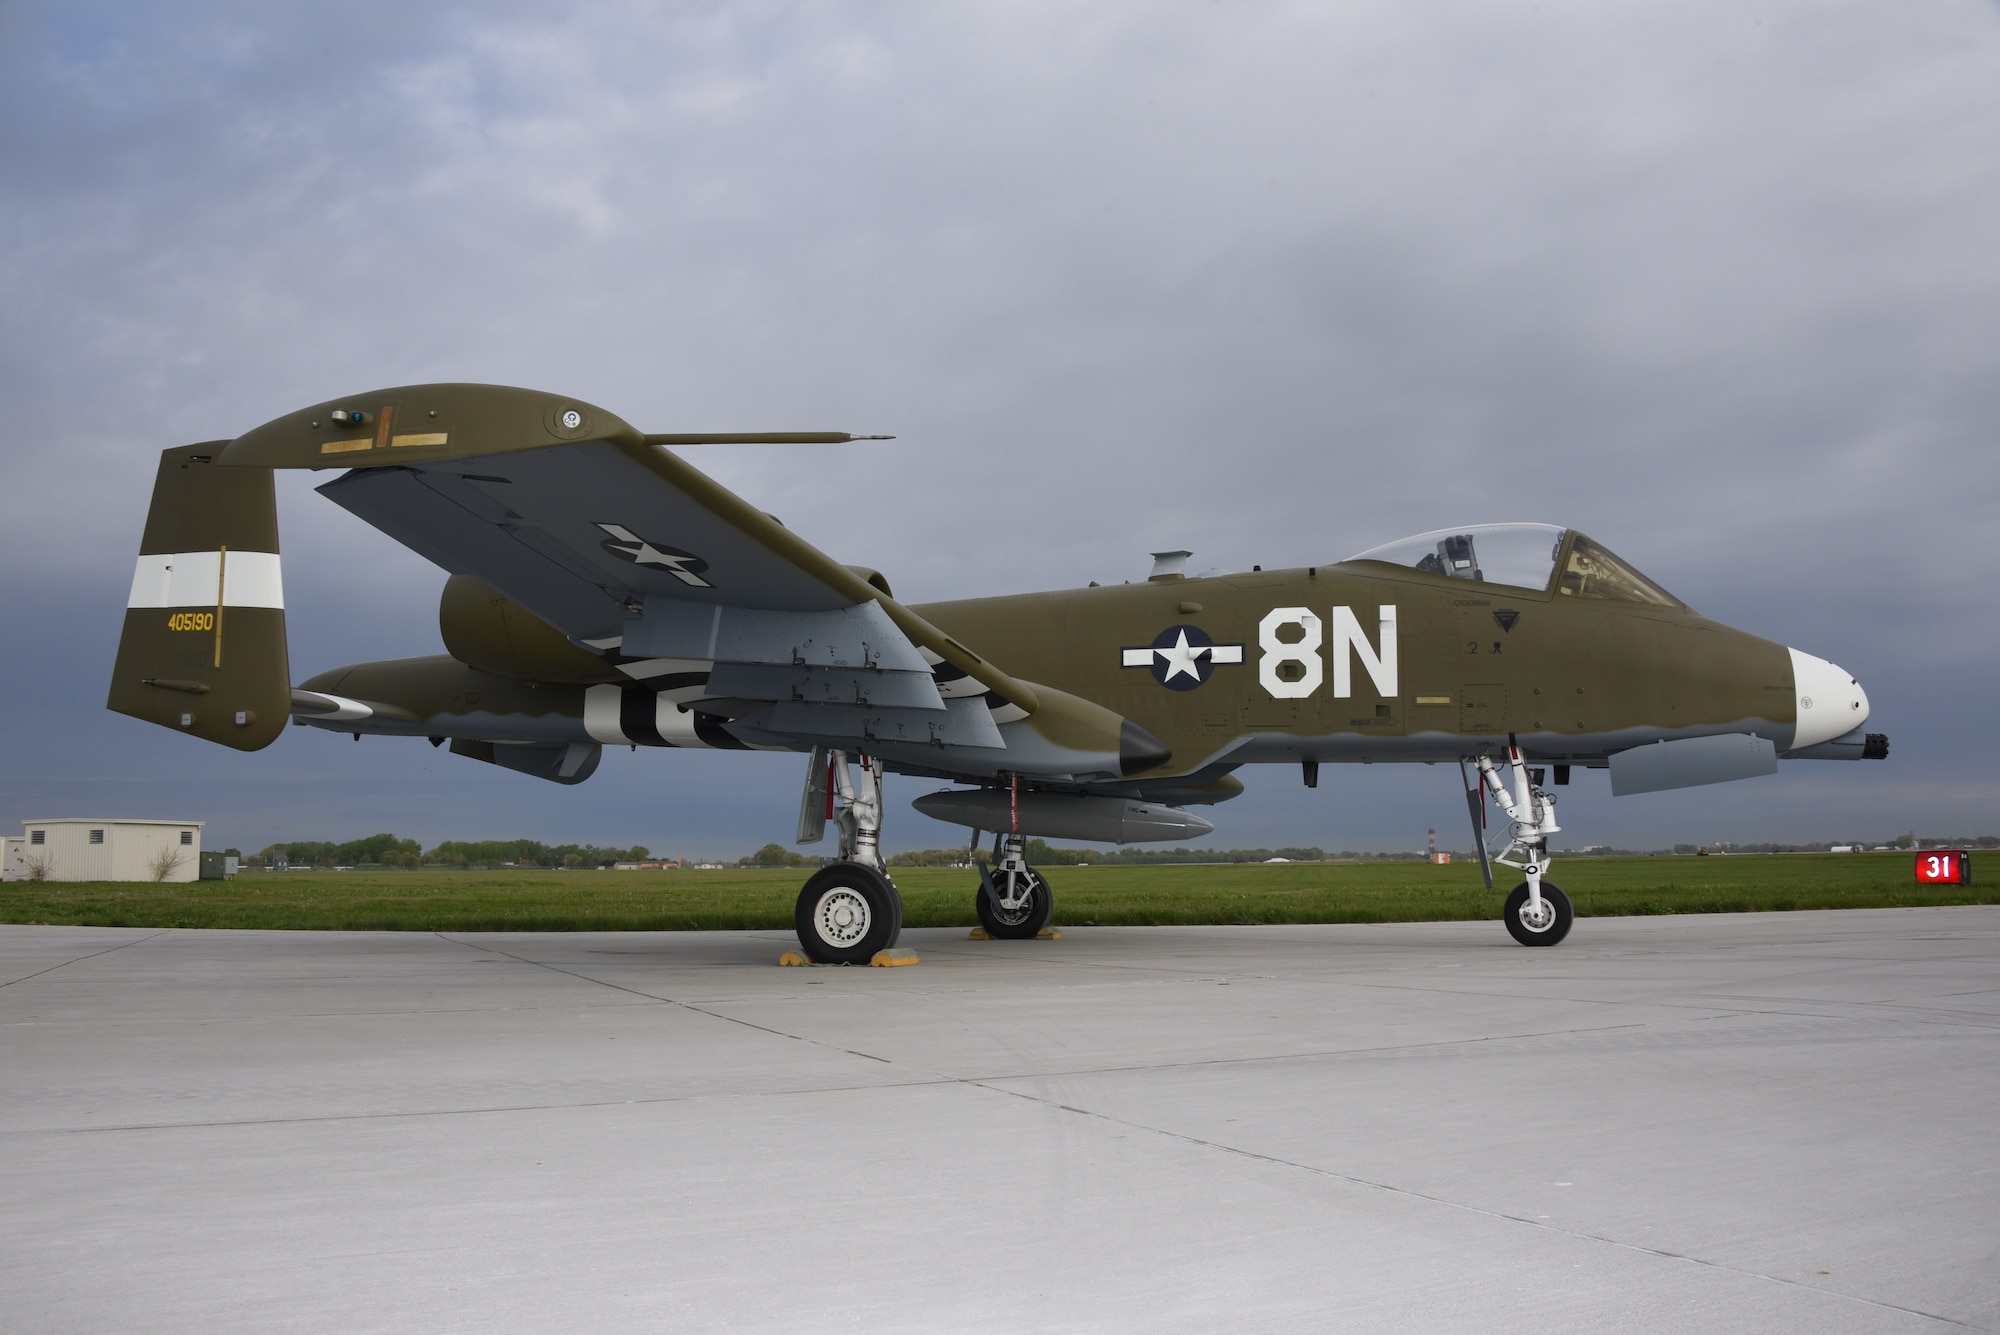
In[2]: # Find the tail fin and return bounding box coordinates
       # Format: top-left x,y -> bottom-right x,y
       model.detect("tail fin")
107,445 -> 290,751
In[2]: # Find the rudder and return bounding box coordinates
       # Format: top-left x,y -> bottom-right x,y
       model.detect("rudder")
107,445 -> 290,751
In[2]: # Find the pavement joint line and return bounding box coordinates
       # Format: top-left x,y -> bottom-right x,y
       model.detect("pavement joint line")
464,927 -> 1656,1087
0,930 -> 168,991
1344,977 -> 1856,1019
431,932 -> 902,1058
0,1000 -> 663,1029
1693,989 -> 2000,1016
951,1019 -> 1654,1084
427,933 -> 1361,1065
861,942 -> 1374,981
1342,976 -> 2000,1029
15,1017 -> 1669,1139
36,1076 -> 963,1135
961,1080 -> 1991,1332
15,1017 -> 1669,1138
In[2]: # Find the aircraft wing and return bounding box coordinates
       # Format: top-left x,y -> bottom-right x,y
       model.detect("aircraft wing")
216,383 -> 1164,780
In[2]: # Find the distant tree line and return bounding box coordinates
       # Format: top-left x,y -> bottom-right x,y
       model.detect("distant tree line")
247,836 -> 654,869
741,843 -> 820,868
1666,835 -> 2000,854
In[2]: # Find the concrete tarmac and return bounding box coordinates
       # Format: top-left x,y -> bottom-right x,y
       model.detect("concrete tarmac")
3,909 -> 1997,1333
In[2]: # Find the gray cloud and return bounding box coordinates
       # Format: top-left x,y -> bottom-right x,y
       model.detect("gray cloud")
5,1 -> 1998,853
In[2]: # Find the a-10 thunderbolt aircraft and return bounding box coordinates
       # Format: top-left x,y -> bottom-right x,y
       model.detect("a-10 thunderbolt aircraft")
110,384 -> 1886,961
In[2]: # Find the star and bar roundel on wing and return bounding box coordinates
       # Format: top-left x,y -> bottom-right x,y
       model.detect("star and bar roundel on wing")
596,522 -> 713,588
1120,625 -> 1246,691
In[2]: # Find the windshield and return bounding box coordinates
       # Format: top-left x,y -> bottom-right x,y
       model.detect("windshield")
1344,523 -> 1567,592
1556,533 -> 1684,608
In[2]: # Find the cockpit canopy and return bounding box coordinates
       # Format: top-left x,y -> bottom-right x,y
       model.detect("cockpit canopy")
1343,523 -> 1685,608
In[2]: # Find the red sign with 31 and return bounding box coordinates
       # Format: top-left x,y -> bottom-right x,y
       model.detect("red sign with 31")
1915,851 -> 1971,885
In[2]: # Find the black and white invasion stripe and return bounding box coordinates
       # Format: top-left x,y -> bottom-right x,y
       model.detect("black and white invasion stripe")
920,646 -> 1029,724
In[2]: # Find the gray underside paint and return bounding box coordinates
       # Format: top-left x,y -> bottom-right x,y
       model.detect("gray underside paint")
1607,733 -> 1780,796
1207,716 -> 1794,769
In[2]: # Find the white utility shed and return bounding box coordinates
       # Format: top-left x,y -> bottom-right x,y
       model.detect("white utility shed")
10,820 -> 203,882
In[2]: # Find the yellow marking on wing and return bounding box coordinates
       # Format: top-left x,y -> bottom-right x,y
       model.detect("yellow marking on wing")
320,438 -> 373,454
390,432 -> 448,448
1415,695 -> 1452,706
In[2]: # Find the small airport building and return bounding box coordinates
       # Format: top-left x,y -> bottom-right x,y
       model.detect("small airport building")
3,819 -> 203,883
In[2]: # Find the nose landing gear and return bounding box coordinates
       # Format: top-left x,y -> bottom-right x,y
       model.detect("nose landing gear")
791,748 -> 903,963
1470,741 -> 1575,947
977,832 -> 1054,939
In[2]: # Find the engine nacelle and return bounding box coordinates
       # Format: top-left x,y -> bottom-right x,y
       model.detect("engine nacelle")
912,789 -> 1214,845
438,575 -> 622,684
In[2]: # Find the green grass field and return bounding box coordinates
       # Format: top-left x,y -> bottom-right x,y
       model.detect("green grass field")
0,853 -> 1985,932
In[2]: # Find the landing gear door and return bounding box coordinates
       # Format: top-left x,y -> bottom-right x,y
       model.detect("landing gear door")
1460,760 -> 1495,890
796,746 -> 831,845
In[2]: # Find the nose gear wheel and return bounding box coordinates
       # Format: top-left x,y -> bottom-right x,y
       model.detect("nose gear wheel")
977,865 -> 1053,938
972,829 -> 1056,939
1504,881 -> 1573,946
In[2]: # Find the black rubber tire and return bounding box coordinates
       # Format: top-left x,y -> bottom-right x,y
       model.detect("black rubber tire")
1503,881 -> 1573,947
795,864 -> 902,964
977,866 -> 1053,939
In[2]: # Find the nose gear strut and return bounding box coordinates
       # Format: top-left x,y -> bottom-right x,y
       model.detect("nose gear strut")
1470,739 -> 1575,946
969,772 -> 1054,939
976,829 -> 1054,938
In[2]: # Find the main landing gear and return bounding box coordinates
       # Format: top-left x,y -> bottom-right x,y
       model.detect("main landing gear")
1467,742 -> 1574,947
792,749 -> 903,964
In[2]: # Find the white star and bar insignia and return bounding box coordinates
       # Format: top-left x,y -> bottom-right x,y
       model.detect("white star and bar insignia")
1120,625 -> 1245,691
596,523 -> 714,588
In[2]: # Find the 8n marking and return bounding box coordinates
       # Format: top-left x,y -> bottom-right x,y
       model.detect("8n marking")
1258,604 -> 1398,700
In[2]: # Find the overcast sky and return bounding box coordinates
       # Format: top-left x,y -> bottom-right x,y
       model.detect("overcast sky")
4,1 -> 1998,858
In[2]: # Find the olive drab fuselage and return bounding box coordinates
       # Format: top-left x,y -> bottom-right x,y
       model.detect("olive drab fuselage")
913,554 -> 1798,779
285,554 -> 1798,777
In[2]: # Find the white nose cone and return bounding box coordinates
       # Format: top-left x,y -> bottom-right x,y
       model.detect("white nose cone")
1788,648 -> 1870,749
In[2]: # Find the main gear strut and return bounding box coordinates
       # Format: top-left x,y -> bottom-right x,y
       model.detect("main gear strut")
790,747 -> 901,962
